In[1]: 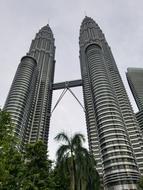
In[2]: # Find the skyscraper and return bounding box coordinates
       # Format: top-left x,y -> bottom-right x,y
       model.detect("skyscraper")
126,68 -> 143,110
126,68 -> 143,134
79,17 -> 143,190
4,25 -> 55,147
136,110 -> 143,134
4,16 -> 143,190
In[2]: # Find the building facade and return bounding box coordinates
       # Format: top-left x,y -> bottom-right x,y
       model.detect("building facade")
136,110 -> 143,134
4,25 -> 55,147
126,68 -> 143,110
4,17 -> 143,189
79,17 -> 143,190
126,68 -> 143,136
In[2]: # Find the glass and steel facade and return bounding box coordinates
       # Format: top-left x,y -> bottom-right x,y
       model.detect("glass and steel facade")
126,68 -> 143,110
126,68 -> 143,138
136,110 -> 143,134
4,25 -> 55,147
79,17 -> 143,190
4,16 -> 143,190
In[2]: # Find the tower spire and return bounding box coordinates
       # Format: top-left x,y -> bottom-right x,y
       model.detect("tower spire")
4,25 -> 56,147
84,10 -> 87,17
79,16 -> 143,190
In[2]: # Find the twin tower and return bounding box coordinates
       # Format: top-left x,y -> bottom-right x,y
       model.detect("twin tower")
4,17 -> 143,190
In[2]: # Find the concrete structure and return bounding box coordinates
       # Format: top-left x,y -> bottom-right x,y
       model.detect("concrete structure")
4,25 -> 55,147
126,68 -> 143,110
79,17 -> 143,190
136,110 -> 143,134
126,68 -> 143,137
4,17 -> 143,189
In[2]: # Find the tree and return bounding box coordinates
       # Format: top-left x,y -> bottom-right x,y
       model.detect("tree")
0,109 -> 14,147
138,176 -> 143,190
21,140 -> 55,190
0,109 -> 24,190
0,110 -> 61,190
51,164 -> 70,190
54,132 -> 100,190
0,109 -> 100,189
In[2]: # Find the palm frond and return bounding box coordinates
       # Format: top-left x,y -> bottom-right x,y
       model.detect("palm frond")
72,133 -> 85,148
56,144 -> 70,163
54,132 -> 70,145
54,131 -> 100,189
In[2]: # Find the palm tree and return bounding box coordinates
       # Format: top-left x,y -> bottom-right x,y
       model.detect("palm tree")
54,132 -> 100,190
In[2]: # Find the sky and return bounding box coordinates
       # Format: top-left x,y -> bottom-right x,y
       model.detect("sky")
0,0 -> 143,160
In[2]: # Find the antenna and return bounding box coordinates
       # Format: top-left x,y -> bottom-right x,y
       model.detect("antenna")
48,18 -> 50,25
84,11 -> 87,17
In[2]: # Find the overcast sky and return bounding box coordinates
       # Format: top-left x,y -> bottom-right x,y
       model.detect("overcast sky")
0,0 -> 143,160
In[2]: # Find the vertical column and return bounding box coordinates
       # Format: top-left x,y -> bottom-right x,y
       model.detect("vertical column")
24,25 -> 56,145
85,44 -> 139,189
4,56 -> 37,141
79,16 -> 142,190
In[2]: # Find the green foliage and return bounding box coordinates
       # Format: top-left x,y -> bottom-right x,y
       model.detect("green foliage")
138,176 -> 143,190
0,110 -> 56,190
51,165 -> 70,190
0,110 -> 14,147
0,110 -> 24,189
22,141 -> 55,190
0,110 -> 101,190
54,132 -> 101,190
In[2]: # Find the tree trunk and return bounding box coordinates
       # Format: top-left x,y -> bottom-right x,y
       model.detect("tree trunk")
70,151 -> 77,190
73,158 -> 77,190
